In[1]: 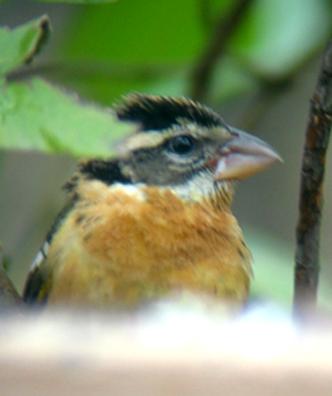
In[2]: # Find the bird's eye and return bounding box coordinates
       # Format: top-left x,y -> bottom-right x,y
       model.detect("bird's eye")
167,135 -> 196,155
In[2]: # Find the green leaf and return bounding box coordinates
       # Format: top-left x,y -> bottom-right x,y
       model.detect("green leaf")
0,16 -> 133,157
231,0 -> 332,78
0,15 -> 50,76
0,78 -> 134,157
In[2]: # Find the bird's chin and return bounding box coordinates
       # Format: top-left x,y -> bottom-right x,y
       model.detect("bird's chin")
211,179 -> 234,206
213,178 -> 232,188
167,169 -> 234,208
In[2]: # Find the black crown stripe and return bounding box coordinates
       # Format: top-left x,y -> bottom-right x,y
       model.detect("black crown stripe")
116,94 -> 224,132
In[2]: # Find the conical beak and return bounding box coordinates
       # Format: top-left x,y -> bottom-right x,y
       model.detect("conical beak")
214,127 -> 282,181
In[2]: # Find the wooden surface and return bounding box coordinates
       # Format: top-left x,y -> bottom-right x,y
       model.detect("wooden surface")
0,302 -> 332,396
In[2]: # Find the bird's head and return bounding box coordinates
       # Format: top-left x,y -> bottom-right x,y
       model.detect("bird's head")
75,94 -> 281,206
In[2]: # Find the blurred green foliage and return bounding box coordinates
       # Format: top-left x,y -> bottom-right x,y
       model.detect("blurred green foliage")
39,0 -> 115,3
231,0 -> 331,77
53,0 -> 331,104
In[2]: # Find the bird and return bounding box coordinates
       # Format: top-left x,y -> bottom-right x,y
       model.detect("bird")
23,94 -> 281,310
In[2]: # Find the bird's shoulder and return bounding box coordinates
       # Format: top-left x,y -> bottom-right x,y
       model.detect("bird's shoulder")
23,202 -> 76,304
23,157 -> 131,304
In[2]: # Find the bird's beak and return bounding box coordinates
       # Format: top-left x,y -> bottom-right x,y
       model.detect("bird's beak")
214,127 -> 282,181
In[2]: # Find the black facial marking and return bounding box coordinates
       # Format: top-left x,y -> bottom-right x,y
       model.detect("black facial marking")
79,160 -> 131,185
116,94 -> 224,131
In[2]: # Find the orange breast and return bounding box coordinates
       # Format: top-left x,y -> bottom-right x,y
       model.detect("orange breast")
46,181 -> 252,308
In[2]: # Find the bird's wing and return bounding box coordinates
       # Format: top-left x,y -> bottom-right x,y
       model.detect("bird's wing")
23,203 -> 74,304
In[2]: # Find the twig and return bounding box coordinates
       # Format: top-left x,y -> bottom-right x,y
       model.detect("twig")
7,61 -> 177,83
239,46 -> 331,131
0,269 -> 21,308
190,0 -> 253,101
198,0 -> 213,30
294,41 -> 332,319
240,78 -> 292,130
0,246 -> 21,308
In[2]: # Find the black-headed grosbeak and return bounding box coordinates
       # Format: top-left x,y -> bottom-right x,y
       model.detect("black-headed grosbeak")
23,94 -> 280,309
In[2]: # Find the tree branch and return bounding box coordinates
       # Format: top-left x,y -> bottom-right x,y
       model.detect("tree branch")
198,0 -> 213,31
7,61 -> 178,83
0,246 -> 21,308
190,0 -> 253,101
294,41 -> 332,319
0,268 -> 21,308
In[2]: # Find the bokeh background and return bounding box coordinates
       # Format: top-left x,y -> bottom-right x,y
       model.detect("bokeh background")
0,0 -> 332,308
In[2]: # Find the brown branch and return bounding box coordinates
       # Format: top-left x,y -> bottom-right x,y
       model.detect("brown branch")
0,268 -> 21,309
190,0 -> 253,101
7,61 -> 178,83
0,247 -> 22,308
240,81 -> 291,130
294,41 -> 332,319
198,0 -> 213,31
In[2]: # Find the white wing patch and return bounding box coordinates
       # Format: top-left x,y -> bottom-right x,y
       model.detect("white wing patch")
30,241 -> 49,271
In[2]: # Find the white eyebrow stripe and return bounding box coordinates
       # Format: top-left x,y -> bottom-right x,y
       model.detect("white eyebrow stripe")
121,132 -> 165,152
119,124 -> 230,154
